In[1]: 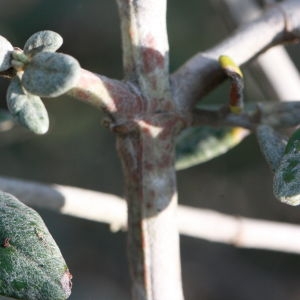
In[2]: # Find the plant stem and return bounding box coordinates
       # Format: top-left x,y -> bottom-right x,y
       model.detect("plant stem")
116,0 -> 184,299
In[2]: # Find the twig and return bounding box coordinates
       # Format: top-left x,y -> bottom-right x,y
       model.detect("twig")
67,69 -> 143,117
172,0 -> 300,111
1,176 -> 300,254
211,0 -> 300,101
115,1 -> 183,300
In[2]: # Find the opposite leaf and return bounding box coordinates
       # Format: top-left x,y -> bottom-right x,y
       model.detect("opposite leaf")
0,36 -> 13,72
22,52 -> 80,97
0,191 -> 72,300
6,76 -> 49,134
176,126 -> 249,170
23,30 -> 63,56
273,128 -> 300,206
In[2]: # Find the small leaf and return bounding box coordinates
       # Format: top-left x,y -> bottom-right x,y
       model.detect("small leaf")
256,125 -> 286,172
175,126 -> 249,170
22,52 -> 80,97
0,36 -> 13,71
273,128 -> 300,206
6,77 -> 49,134
0,191 -> 72,299
23,31 -> 63,56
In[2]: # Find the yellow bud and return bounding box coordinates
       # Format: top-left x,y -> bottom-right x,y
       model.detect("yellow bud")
219,55 -> 243,78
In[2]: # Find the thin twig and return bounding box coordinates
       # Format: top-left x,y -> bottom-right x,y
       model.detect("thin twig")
67,69 -> 143,117
211,0 -> 300,101
172,0 -> 300,111
1,176 -> 300,254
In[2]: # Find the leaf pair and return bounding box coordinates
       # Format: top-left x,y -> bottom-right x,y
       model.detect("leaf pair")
3,30 -> 81,134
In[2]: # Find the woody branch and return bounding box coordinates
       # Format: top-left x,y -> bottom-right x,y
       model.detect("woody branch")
172,0 -> 300,111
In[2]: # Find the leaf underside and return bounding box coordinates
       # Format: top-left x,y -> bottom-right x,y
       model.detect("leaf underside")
175,126 -> 249,170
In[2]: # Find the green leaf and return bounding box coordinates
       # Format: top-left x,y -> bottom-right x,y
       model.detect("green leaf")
22,52 -> 80,97
0,191 -> 72,299
23,31 -> 63,56
273,153 -> 300,206
256,125 -> 286,172
273,128 -> 300,206
175,126 -> 249,170
0,36 -> 13,71
284,128 -> 300,154
6,77 -> 49,134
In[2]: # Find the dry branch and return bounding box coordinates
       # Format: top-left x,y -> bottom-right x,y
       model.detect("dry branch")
211,0 -> 300,101
172,0 -> 300,110
1,176 -> 300,254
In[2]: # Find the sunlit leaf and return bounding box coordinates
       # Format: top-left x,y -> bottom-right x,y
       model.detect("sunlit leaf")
23,31 -> 63,56
0,191 -> 72,299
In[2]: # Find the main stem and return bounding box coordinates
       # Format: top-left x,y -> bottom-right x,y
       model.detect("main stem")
116,0 -> 184,299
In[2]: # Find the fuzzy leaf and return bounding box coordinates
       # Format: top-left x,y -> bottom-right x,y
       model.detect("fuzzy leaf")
273,153 -> 300,206
22,52 -> 80,97
6,77 -> 49,134
23,31 -> 63,56
0,191 -> 72,300
0,36 -> 13,71
175,126 -> 249,170
256,125 -> 286,172
274,128 -> 300,206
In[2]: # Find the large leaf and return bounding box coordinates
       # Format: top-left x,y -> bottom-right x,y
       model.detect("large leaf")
176,126 -> 249,170
23,31 -> 63,56
6,77 -> 49,134
22,52 -> 80,97
0,191 -> 72,299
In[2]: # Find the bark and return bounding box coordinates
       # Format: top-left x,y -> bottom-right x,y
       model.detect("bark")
115,1 -> 184,299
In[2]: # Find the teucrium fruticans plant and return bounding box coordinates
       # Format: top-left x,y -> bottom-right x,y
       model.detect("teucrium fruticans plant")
3,30 -> 80,134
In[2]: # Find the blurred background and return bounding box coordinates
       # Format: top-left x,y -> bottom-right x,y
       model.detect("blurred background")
0,0 -> 300,299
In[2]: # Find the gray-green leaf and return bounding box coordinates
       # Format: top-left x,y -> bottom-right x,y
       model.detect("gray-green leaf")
256,125 -> 286,172
23,31 -> 63,56
273,153 -> 300,206
0,36 -> 13,71
175,126 -> 249,170
0,191 -> 72,300
22,52 -> 80,97
273,128 -> 300,206
6,77 -> 49,134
